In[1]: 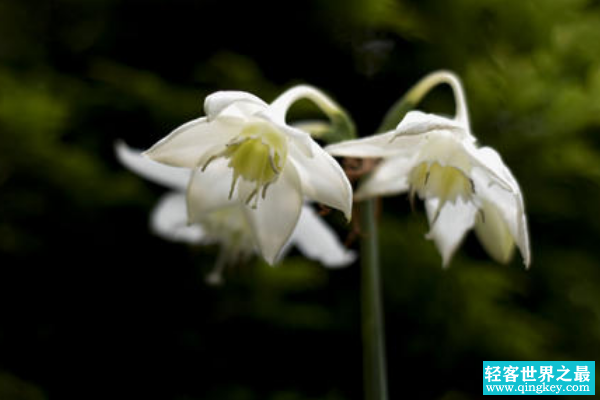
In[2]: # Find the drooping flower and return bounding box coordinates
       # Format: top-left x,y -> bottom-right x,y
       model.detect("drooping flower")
326,71 -> 530,267
143,86 -> 353,264
116,142 -> 355,284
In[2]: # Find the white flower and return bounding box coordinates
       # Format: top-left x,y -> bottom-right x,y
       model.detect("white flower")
143,87 -> 353,264
326,72 -> 530,267
116,142 -> 355,284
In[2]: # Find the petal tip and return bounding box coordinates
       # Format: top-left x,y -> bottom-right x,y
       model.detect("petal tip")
262,253 -> 277,266
141,147 -> 158,162
441,256 -> 453,269
322,251 -> 357,269
205,272 -> 224,286
342,205 -> 353,223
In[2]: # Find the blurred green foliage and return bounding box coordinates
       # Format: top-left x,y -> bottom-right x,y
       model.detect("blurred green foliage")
1,0 -> 600,399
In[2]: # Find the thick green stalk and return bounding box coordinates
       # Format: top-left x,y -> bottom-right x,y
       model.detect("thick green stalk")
360,199 -> 388,400
269,84 -> 356,143
377,70 -> 469,132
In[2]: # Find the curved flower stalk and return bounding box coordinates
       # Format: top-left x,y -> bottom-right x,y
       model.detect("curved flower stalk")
116,142 -> 355,284
143,86 -> 354,264
326,71 -> 530,268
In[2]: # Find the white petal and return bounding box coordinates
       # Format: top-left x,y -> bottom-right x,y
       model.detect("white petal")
204,91 -> 267,121
186,158 -> 238,223
463,142 -> 515,192
355,155 -> 415,200
325,130 -> 411,158
471,148 -> 530,267
395,110 -> 467,139
289,141 -> 352,220
324,111 -> 466,159
115,141 -> 190,191
243,162 -> 304,265
290,205 -> 356,267
474,200 -> 515,264
257,112 -> 315,157
326,129 -> 434,161
144,117 -> 239,168
150,192 -> 207,244
425,197 -> 478,267
516,207 -> 530,267
282,124 -> 317,157
472,173 -> 520,252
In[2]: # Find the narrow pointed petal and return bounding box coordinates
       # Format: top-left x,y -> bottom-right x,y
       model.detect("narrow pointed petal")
355,155 -> 415,200
472,147 -> 518,187
187,158 -> 237,223
325,130 -> 407,158
475,177 -> 530,266
243,163 -> 303,265
115,141 -> 190,191
204,91 -> 267,120
150,192 -> 207,243
425,197 -> 478,267
472,151 -> 531,267
464,143 -> 515,193
144,117 -> 239,168
474,200 -> 515,264
291,205 -> 356,267
471,147 -> 530,267
326,127 -> 432,160
289,141 -> 352,220
517,207 -> 531,267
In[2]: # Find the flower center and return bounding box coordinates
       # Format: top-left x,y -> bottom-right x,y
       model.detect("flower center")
203,121 -> 288,207
409,161 -> 474,206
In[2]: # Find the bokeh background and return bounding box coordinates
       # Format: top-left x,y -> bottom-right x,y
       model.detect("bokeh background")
2,0 -> 600,398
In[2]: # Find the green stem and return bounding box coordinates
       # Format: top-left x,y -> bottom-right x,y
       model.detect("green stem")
360,199 -> 388,400
269,84 -> 356,143
377,70 -> 469,133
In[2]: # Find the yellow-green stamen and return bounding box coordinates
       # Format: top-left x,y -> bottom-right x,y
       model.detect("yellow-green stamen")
409,161 -> 474,219
203,121 -> 288,208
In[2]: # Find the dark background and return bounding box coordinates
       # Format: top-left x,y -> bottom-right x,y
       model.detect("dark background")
1,0 -> 600,398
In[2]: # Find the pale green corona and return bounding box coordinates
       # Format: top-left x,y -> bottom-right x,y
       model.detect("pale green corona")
204,121 -> 288,207
409,162 -> 474,208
